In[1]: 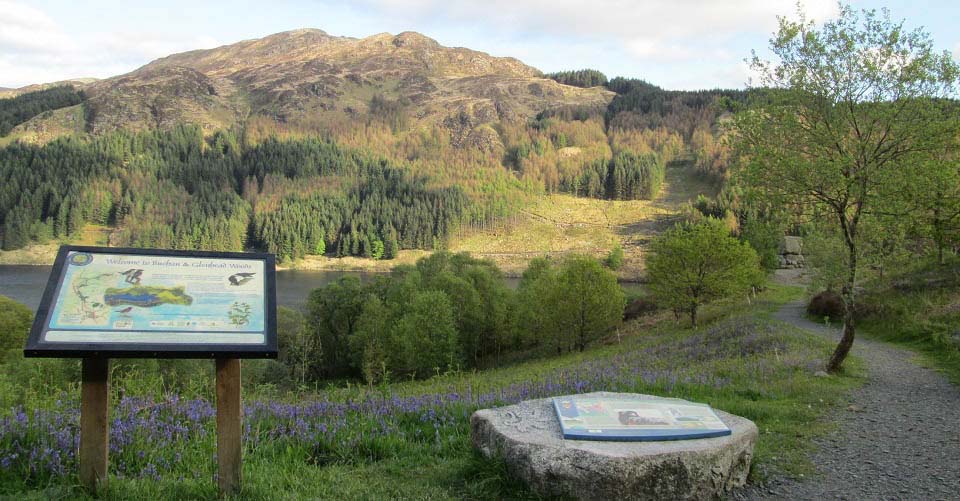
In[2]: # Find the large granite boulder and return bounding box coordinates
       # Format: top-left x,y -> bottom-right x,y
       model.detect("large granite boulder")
779,253 -> 805,268
778,236 -> 805,269
471,392 -> 757,500
781,236 -> 803,256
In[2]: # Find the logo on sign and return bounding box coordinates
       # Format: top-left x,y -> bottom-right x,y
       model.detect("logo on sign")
68,252 -> 93,266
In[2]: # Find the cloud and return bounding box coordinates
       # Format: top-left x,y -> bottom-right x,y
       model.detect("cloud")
93,32 -> 221,64
708,60 -> 766,90
354,0 -> 842,88
359,0 -> 839,62
0,0 -> 73,53
0,0 -> 842,89
0,1 -> 220,87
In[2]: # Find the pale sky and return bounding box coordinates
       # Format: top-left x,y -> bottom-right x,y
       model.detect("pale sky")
2,0 -> 958,90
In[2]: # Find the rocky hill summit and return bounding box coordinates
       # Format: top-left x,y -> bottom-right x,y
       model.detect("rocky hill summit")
14,29 -> 612,144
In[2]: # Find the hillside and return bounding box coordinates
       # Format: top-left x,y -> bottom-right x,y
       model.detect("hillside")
450,158 -> 718,278
11,29 -> 611,142
0,29 -> 743,275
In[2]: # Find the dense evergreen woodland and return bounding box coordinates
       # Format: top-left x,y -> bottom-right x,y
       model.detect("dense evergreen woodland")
0,126 -> 467,259
545,69 -> 608,88
0,86 -> 84,136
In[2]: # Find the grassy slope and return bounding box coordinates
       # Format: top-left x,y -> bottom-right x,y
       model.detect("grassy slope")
854,257 -> 960,385
1,104 -> 86,146
3,281 -> 864,500
451,160 -> 718,279
0,225 -> 112,265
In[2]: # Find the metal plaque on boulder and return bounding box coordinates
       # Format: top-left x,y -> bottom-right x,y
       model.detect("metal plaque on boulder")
24,245 -> 277,358
553,394 -> 731,441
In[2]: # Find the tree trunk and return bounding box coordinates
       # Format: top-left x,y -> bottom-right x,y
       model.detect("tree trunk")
827,311 -> 856,373
827,235 -> 858,373
578,309 -> 587,352
936,225 -> 945,265
689,305 -> 697,329
934,206 -> 945,265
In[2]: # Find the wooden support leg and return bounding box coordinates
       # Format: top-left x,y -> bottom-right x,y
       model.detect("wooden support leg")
216,358 -> 242,497
80,358 -> 109,493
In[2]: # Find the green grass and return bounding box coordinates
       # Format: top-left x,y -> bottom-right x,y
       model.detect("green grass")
1,279 -> 864,499
853,257 -> 960,385
451,162 -> 717,279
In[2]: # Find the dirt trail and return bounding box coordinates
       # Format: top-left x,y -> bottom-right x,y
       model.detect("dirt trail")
736,271 -> 960,500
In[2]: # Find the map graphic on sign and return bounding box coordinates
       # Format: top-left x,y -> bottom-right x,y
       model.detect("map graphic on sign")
552,395 -> 731,441
41,250 -> 268,347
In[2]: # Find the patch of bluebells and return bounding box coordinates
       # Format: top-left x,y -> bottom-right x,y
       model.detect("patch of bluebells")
0,317 -> 808,486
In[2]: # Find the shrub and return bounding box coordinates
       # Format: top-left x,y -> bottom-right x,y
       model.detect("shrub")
605,245 -> 624,270
0,295 -> 32,354
807,290 -> 844,321
741,217 -> 783,271
553,256 -> 626,352
623,297 -> 658,321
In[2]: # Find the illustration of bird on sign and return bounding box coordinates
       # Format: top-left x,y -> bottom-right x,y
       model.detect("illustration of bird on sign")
228,273 -> 255,286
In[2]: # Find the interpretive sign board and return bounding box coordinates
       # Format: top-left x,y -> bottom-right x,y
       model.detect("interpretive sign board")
24,246 -> 277,358
552,395 -> 731,441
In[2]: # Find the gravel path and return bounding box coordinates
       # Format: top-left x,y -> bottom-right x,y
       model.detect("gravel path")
735,297 -> 960,500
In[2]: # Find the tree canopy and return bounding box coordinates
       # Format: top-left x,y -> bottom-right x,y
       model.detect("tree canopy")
0,127 -> 468,259
545,69 -> 608,88
734,4 -> 959,371
299,252 -> 625,383
646,219 -> 762,328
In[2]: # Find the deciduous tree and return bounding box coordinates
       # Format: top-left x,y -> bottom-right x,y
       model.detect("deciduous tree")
552,256 -> 625,352
647,219 -> 762,328
734,5 -> 959,371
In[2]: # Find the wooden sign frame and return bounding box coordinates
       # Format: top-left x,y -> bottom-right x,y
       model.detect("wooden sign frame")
23,245 -> 277,496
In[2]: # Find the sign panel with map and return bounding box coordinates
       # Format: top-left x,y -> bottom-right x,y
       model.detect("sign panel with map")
552,395 -> 731,441
25,246 -> 277,358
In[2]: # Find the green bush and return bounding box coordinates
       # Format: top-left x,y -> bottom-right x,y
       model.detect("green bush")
807,290 -> 844,322
605,245 -> 625,270
304,252 -> 626,383
623,297 -> 658,321
741,217 -> 783,271
0,295 -> 32,354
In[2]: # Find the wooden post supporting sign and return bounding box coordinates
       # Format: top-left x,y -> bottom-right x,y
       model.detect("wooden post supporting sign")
80,358 -> 110,493
216,358 -> 242,497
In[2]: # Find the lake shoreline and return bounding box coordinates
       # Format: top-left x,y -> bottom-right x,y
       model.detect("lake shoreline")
1,245 -> 646,282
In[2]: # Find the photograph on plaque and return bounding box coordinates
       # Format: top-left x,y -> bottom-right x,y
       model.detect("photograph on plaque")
25,246 -> 277,358
552,395 -> 731,441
